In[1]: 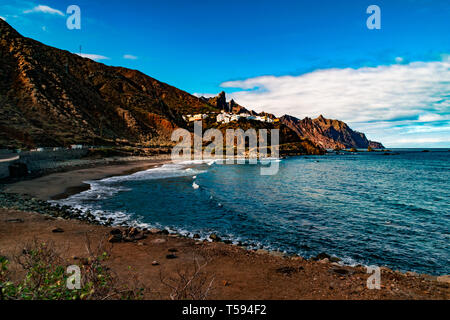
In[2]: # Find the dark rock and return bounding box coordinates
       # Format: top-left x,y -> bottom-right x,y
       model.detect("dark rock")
168,248 -> 178,253
160,229 -> 169,235
276,266 -> 303,276
52,227 -> 64,233
330,256 -> 341,263
110,228 -> 122,235
193,233 -> 200,239
5,218 -> 24,223
209,233 -> 221,242
166,254 -> 178,259
331,267 -> 351,275
223,240 -> 233,244
314,252 -> 331,261
128,227 -> 138,236
108,234 -> 122,243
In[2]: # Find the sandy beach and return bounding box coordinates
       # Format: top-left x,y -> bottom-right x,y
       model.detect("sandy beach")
3,157 -> 171,200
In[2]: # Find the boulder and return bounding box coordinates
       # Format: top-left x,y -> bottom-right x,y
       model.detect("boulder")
52,227 -> 64,233
329,256 -> 341,263
315,252 -> 331,260
110,228 -> 122,235
209,233 -> 221,242
108,233 -> 122,243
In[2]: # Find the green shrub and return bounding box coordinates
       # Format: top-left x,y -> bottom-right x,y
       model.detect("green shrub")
0,239 -> 144,300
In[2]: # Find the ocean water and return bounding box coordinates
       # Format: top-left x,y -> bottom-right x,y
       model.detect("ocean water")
57,149 -> 450,275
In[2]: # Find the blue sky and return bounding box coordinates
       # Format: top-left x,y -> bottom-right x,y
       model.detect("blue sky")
1,0 -> 449,147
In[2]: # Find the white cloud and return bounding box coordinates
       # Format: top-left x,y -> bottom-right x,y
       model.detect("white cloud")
417,113 -> 447,122
0,16 -> 6,21
216,58 -> 450,147
123,54 -> 138,60
24,5 -> 64,16
76,53 -> 110,61
395,57 -> 404,64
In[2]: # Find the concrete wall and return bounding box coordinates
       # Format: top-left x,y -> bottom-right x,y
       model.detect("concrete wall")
0,162 -> 11,179
18,149 -> 89,172
0,148 -> 89,178
0,150 -> 19,179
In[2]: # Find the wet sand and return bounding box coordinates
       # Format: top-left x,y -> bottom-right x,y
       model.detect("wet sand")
3,158 -> 170,200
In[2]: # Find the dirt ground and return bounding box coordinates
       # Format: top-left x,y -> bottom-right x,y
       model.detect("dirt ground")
1,208 -> 448,300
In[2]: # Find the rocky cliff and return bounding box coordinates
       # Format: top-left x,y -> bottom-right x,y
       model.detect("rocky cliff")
280,114 -> 384,149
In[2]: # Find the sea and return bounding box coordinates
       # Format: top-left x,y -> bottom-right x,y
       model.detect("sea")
55,149 -> 450,275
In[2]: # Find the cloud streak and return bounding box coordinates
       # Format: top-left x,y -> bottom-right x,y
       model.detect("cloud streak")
76,53 -> 110,61
24,5 -> 64,16
217,58 -> 450,147
123,54 -> 138,60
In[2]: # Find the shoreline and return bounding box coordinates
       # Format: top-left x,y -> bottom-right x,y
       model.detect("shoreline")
2,156 -> 172,201
0,156 -> 449,299
0,207 -> 448,299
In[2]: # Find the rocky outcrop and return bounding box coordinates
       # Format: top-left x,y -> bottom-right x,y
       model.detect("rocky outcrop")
207,91 -> 229,112
280,114 -> 384,149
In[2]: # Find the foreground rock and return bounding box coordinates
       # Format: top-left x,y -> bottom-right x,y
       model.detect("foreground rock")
108,227 -> 147,243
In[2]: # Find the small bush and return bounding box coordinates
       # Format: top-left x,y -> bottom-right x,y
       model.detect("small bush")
0,238 -> 145,300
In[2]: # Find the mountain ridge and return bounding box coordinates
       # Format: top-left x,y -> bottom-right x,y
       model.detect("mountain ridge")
0,20 -> 383,151
280,114 -> 384,149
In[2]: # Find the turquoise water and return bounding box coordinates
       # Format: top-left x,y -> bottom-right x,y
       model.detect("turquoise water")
59,149 -> 450,275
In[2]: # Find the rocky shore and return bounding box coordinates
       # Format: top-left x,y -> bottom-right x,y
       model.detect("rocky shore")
0,159 -> 449,300
1,206 -> 449,300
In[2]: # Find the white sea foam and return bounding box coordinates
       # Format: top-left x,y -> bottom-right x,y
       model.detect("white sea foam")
192,181 -> 199,189
53,162 -> 207,220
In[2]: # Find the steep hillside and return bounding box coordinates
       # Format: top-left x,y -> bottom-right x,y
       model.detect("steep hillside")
0,19 -> 215,148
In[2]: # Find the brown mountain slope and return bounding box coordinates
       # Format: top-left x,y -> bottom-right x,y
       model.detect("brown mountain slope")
0,20 -> 216,148
280,114 -> 384,149
0,20 -> 382,152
